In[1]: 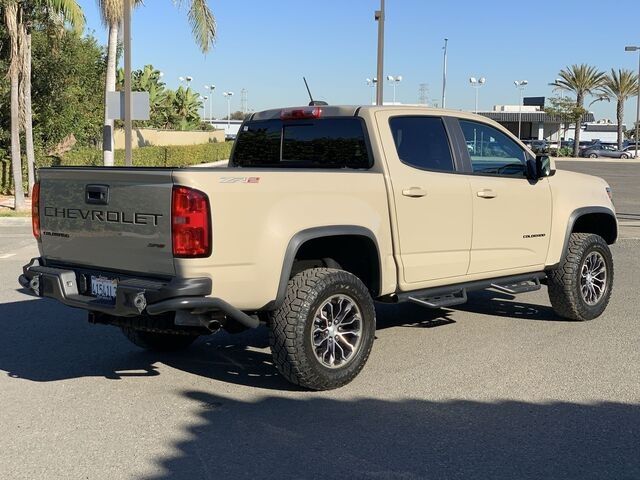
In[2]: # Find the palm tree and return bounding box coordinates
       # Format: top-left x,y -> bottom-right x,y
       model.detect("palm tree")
599,69 -> 639,150
1,0 -> 83,210
2,1 -> 25,210
21,1 -> 84,194
98,0 -> 217,166
553,64 -> 606,157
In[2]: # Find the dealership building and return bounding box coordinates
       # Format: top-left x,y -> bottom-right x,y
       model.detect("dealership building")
474,96 -> 625,143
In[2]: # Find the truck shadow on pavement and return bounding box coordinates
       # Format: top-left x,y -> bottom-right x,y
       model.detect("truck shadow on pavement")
142,390 -> 640,480
0,291 -> 568,389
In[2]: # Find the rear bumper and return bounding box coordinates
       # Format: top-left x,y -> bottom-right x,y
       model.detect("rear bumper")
19,258 -> 259,328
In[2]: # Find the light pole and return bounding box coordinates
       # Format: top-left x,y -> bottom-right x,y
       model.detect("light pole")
200,96 -> 208,120
123,0 -> 132,166
179,76 -> 193,88
386,75 -> 403,104
366,78 -> 377,105
375,0 -> 385,105
469,76 -> 486,113
550,78 -> 565,148
204,84 -> 215,121
223,91 -> 234,130
514,80 -> 528,139
442,38 -> 448,108
625,45 -> 640,150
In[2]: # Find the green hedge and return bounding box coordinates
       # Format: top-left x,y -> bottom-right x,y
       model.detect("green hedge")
52,141 -> 233,167
1,142 -> 233,194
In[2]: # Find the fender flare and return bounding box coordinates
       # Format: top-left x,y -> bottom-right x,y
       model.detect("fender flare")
552,206 -> 617,268
263,225 -> 381,310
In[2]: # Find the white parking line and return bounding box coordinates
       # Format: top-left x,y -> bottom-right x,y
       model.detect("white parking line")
0,253 -> 16,259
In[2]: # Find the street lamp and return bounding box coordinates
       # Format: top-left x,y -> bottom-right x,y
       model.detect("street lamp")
387,75 -> 403,104
366,78 -> 378,105
514,79 -> 529,139
204,84 -> 216,121
200,96 -> 208,120
179,76 -> 193,87
625,45 -> 640,150
550,78 -> 566,148
223,91 -> 234,130
469,76 -> 486,113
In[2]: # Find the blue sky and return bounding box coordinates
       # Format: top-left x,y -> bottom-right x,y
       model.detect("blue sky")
80,0 -> 640,124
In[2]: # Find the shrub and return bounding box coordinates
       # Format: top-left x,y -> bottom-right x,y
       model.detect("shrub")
52,142 -> 233,168
1,142 -> 233,193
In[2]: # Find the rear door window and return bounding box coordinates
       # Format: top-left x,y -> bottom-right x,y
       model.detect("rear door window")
389,116 -> 455,172
233,118 -> 371,168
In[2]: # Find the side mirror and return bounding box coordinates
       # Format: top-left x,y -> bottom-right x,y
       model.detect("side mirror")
535,155 -> 552,178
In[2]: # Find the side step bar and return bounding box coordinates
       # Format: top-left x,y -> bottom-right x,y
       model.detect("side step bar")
408,289 -> 467,308
398,272 -> 545,309
490,277 -> 541,295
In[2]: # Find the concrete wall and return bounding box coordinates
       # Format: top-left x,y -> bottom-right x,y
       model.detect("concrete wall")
114,128 -> 225,149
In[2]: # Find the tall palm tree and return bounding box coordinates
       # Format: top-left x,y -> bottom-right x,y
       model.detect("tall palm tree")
553,64 -> 606,157
98,0 -> 217,166
599,68 -> 639,150
3,1 -> 25,210
1,0 -> 83,210
21,0 -> 84,194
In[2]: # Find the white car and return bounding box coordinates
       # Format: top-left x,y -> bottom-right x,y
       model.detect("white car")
623,145 -> 639,158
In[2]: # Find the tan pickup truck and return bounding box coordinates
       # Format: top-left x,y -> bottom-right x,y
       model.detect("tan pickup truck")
20,105 -> 617,390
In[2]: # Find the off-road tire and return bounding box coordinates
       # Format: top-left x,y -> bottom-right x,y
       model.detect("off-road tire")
269,268 -> 376,390
121,317 -> 199,352
547,233 -> 613,321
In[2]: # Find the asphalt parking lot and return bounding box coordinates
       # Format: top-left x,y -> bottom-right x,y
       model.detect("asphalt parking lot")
0,161 -> 638,480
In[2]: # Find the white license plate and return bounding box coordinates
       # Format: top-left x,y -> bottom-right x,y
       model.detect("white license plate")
91,276 -> 118,302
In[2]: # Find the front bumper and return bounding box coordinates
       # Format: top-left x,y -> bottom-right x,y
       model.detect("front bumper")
19,258 -> 259,329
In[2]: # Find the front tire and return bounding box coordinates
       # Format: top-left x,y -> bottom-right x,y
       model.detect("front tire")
547,233 -> 613,321
621,154 -> 629,159
269,268 -> 376,390
589,153 -> 598,158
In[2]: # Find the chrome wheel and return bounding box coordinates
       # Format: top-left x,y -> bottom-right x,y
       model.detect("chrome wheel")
311,294 -> 363,369
580,251 -> 607,305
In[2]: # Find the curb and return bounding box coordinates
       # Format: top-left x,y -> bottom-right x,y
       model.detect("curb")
0,217 -> 31,226
555,157 -> 640,164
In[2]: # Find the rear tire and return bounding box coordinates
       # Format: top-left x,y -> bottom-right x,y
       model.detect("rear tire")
621,154 -> 629,159
589,153 -> 598,158
547,233 -> 613,321
269,268 -> 376,390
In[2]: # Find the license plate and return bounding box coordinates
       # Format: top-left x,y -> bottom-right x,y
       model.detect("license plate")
91,276 -> 118,303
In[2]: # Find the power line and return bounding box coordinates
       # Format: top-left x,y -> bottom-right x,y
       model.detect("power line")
240,88 -> 248,114
418,83 -> 429,105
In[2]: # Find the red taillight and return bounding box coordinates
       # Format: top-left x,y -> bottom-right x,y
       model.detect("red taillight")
32,182 -> 41,240
280,106 -> 322,120
171,186 -> 211,258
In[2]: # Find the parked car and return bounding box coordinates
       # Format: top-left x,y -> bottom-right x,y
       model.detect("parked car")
623,145 -> 638,158
523,139 -> 549,154
581,144 -> 632,159
19,105 -> 617,390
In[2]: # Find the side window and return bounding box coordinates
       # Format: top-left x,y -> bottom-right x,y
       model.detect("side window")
459,120 -> 528,177
389,116 -> 455,172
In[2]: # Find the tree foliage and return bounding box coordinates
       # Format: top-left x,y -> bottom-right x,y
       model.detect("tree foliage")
599,68 -> 639,149
0,29 -> 105,168
116,64 -> 203,130
552,64 -> 606,156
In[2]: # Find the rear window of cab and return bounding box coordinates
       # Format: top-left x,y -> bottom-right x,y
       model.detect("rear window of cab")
232,118 -> 372,169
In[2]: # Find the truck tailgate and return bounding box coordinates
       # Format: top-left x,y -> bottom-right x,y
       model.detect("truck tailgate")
38,168 -> 175,276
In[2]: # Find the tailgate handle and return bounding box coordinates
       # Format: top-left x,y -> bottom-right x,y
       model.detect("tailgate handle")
86,184 -> 110,205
